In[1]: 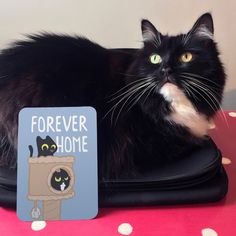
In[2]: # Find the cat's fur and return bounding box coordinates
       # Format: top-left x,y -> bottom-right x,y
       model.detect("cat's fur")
0,13 -> 226,179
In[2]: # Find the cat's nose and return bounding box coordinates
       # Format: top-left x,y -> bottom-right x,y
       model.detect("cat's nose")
161,67 -> 172,76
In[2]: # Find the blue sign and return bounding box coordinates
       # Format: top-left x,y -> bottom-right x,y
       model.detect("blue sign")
17,107 -> 98,221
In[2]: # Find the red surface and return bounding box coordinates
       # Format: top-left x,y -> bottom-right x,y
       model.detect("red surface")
0,111 -> 235,236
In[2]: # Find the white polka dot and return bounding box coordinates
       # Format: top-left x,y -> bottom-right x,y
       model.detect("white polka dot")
222,157 -> 232,165
228,112 -> 236,117
31,221 -> 46,231
118,223 -> 133,235
202,228 -> 218,236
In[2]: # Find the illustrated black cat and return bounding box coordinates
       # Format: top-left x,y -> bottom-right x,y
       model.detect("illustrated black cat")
50,168 -> 71,192
28,136 -> 57,157
0,13 -> 226,179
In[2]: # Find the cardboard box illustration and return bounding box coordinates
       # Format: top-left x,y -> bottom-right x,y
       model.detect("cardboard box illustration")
28,156 -> 75,220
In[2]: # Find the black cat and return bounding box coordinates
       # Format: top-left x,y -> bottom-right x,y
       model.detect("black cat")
29,136 -> 57,157
50,168 -> 71,192
0,13 -> 226,179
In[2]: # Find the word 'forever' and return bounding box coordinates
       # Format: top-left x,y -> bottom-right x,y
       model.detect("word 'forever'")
31,115 -> 88,133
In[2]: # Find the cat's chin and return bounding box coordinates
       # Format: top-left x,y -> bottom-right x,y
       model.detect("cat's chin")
159,82 -> 180,102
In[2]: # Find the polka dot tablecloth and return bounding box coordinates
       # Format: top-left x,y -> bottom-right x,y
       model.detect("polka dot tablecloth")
0,111 -> 235,236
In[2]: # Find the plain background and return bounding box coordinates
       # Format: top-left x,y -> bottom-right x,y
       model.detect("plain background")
0,0 -> 235,108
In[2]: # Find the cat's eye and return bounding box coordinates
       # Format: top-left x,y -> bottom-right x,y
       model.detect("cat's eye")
55,176 -> 61,182
51,144 -> 56,149
41,143 -> 49,150
150,54 -> 162,64
180,52 -> 193,63
64,177 -> 69,181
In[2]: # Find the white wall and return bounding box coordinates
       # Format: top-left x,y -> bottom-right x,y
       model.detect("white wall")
0,0 -> 235,108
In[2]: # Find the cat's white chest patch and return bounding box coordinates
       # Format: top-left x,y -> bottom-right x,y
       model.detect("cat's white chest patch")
60,182 -> 66,191
159,83 -> 215,137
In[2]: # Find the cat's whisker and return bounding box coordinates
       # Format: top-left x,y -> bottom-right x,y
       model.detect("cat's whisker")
182,81 -> 206,106
193,83 -> 229,127
180,74 -> 221,91
181,72 -> 222,88
107,77 -> 151,99
126,82 -> 155,113
186,78 -> 220,104
182,84 -> 191,97
181,75 -> 216,98
182,80 -> 218,113
113,81 -> 153,124
186,79 -> 219,107
110,87 -> 144,125
182,78 -> 225,118
189,81 -> 219,109
190,78 -> 222,92
187,79 -> 216,94
107,78 -> 153,103
142,82 -> 158,105
112,90 -> 141,125
195,83 -> 229,127
104,80 -> 152,125
218,106 -> 229,128
181,81 -> 200,101
181,81 -> 192,96
183,79 -> 229,127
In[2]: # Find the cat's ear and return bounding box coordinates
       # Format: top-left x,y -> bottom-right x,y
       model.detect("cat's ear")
141,19 -> 161,45
190,13 -> 214,39
36,136 -> 42,142
46,135 -> 53,141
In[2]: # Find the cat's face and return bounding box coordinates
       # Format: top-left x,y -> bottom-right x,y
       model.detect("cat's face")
50,168 -> 71,191
37,135 -> 57,156
125,13 -> 225,121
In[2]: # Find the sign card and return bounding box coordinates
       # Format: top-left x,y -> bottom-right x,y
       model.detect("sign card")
17,107 -> 98,221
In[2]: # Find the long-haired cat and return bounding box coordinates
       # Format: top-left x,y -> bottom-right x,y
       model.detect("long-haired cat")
0,13 -> 226,180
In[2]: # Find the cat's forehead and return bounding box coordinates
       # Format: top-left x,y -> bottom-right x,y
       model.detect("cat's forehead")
161,34 -> 184,48
144,33 -> 201,54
